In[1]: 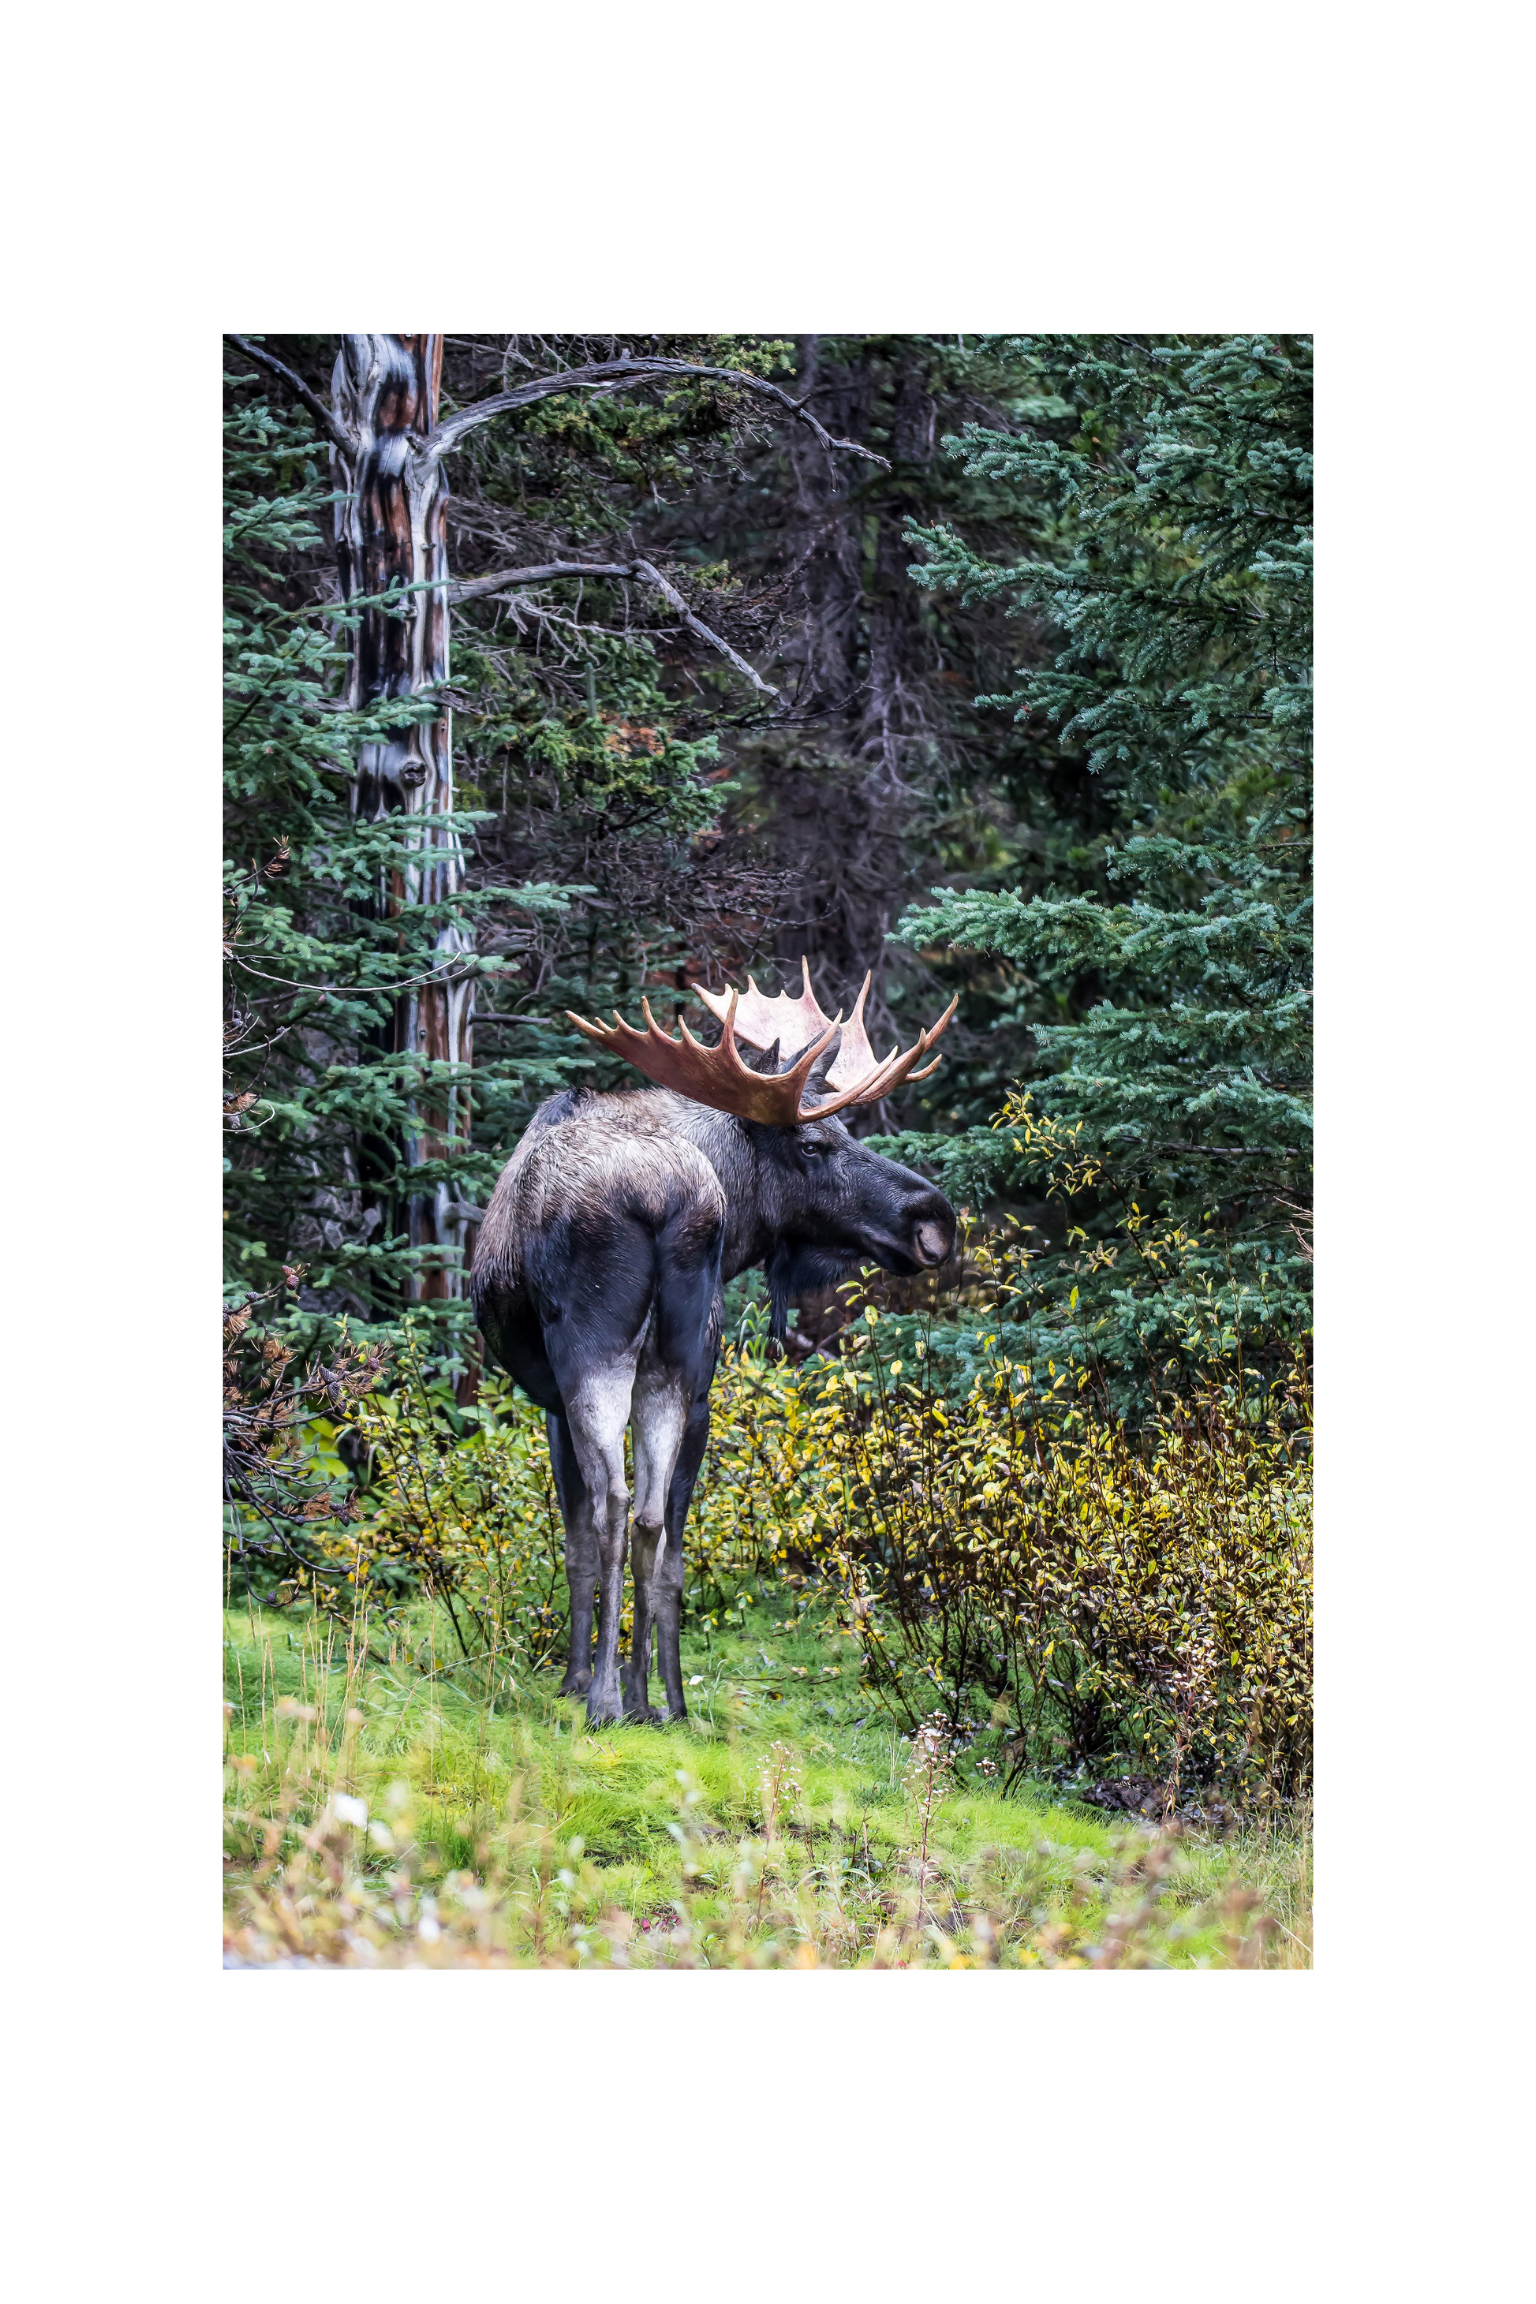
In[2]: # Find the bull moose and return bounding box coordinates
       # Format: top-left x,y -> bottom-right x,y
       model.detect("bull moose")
471,963 -> 958,1725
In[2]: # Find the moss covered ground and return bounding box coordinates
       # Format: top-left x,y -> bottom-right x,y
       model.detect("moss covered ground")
222,1589 -> 1310,1969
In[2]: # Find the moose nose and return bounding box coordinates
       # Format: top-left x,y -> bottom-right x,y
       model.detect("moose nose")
913,1218 -> 951,1268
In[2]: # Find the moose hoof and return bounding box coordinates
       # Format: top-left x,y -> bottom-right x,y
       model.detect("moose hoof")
558,1667 -> 593,1698
624,1701 -> 664,1725
586,1688 -> 624,1727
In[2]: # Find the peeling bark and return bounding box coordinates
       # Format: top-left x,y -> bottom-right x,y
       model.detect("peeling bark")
331,334 -> 474,1301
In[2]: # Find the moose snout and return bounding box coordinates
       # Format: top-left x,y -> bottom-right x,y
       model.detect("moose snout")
913,1216 -> 952,1268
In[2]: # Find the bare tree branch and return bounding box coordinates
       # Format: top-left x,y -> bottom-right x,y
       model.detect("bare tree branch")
447,561 -> 637,604
227,339 -> 888,506
447,560 -> 780,697
422,358 -> 892,471
225,335 -> 356,456
629,558 -> 779,698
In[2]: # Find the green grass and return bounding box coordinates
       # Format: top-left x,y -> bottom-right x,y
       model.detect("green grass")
222,1589 -> 1311,1969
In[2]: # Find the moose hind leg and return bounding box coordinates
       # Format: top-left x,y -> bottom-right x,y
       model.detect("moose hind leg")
559,1367 -> 638,1726
653,1385 -> 712,1721
547,1411 -> 597,1697
625,1356 -> 690,1724
636,1210 -> 723,1724
624,1521 -> 661,1724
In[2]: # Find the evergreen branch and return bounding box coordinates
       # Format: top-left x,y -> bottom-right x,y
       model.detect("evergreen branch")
225,336 -> 356,457
1161,1143 -> 1306,1160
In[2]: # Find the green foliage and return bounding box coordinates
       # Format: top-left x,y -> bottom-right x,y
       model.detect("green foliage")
893,335 -> 1312,1381
222,370 -> 552,1347
312,1337 -> 571,1680
221,1277 -> 387,1605
224,333 -> 1313,1396
817,1330 -> 1312,1808
701,1242 -> 1312,1807
275,1215 -> 1310,1813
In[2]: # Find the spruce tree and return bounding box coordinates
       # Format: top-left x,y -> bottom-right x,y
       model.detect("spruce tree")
887,335 -> 1313,1389
654,333 -> 1128,1144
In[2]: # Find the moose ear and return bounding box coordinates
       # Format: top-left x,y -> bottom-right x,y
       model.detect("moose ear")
802,1030 -> 843,1101
741,1036 -> 784,1077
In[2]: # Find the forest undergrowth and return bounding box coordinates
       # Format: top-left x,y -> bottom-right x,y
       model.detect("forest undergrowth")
225,1201 -> 1312,1970
233,1208 -> 1312,1776
222,1209 -> 1312,1979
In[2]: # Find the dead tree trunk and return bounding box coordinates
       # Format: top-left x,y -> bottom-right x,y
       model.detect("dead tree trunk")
331,333 -> 475,1304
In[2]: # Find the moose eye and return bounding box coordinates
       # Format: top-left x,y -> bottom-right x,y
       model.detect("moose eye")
801,1136 -> 832,1159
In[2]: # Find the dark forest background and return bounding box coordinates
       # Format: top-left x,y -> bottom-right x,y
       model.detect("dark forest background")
224,334 -> 1311,1401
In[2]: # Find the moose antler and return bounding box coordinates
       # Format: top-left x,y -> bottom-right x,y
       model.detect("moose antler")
567,959 -> 957,1124
695,957 -> 892,1091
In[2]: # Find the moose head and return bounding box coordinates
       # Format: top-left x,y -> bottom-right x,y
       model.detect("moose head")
568,960 -> 959,1320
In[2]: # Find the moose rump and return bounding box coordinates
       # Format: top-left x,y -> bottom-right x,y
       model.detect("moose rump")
472,1108 -> 725,1726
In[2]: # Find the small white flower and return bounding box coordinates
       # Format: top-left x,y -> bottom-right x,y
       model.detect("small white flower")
333,1794 -> 367,1828
688,1674 -> 705,1686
